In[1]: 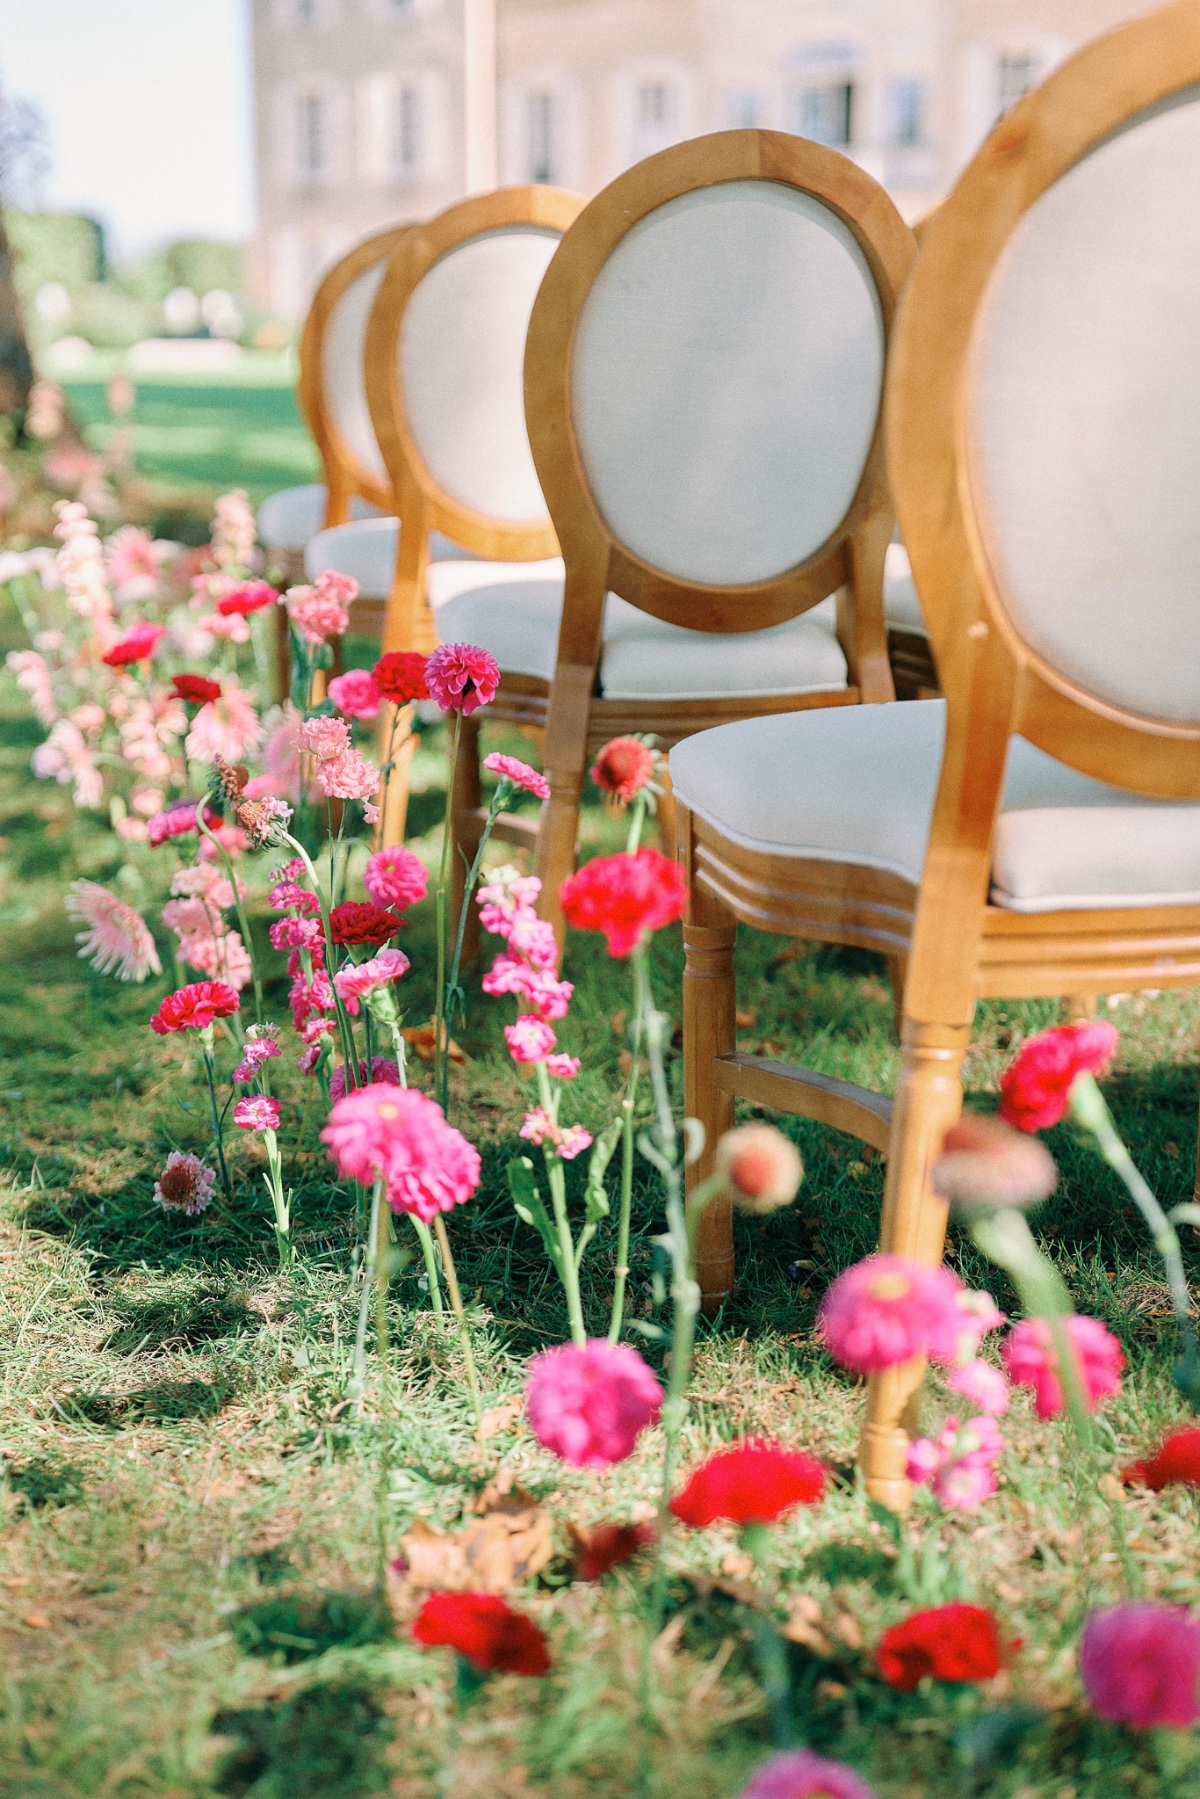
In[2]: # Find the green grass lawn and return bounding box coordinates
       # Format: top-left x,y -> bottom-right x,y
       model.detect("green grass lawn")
2,608 -> 1200,1796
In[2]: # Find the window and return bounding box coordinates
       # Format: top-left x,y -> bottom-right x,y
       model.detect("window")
395,83 -> 423,175
527,91 -> 555,183
722,87 -> 760,130
998,52 -> 1039,115
298,92 -> 325,178
886,78 -> 925,146
796,82 -> 853,146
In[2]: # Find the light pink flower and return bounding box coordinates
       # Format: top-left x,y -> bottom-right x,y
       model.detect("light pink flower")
1002,1315 -> 1125,1418
270,915 -> 323,951
947,1359 -> 1010,1416
328,669 -> 382,719
907,1414 -> 1004,1513
6,650 -> 58,727
321,1083 -> 481,1224
153,1150 -> 217,1217
426,642 -> 499,715
66,880 -> 161,982
234,1095 -> 281,1132
736,1750 -> 879,1799
105,525 -> 160,599
558,1124 -> 593,1160
177,927 -> 253,992
282,570 -> 355,644
507,912 -> 558,970
333,947 -> 411,1009
260,703 -> 305,803
32,720 -> 103,808
519,1107 -> 556,1146
364,846 -> 427,911
545,1055 -> 580,1080
199,824 -> 250,862
477,866 -> 542,937
819,1255 -> 966,1375
525,1339 -> 663,1468
482,752 -> 550,800
316,748 -> 379,801
185,676 -> 262,765
505,1015 -> 557,1064
298,714 -> 351,762
199,610 -> 250,644
952,1289 -> 1007,1362
233,1036 -> 281,1082
483,955 -> 574,1021
328,1057 -> 401,1102
1080,1603 -> 1200,1729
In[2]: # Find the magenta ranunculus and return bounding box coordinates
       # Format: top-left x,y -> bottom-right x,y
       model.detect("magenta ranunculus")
525,1339 -> 662,1468
1080,1603 -> 1200,1729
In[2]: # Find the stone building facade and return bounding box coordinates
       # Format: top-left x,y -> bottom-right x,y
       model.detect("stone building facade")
249,0 -> 1160,315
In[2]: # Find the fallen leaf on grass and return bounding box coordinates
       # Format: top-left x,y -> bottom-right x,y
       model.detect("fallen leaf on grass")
401,1025 -> 465,1065
475,1400 -> 523,1443
735,1008 -> 757,1030
20,1611 -> 51,1629
781,1594 -> 832,1656
393,1508 -> 554,1595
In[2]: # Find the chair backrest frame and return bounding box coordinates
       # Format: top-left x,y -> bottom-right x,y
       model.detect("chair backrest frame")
363,186 -> 585,563
523,129 -> 916,646
297,224 -> 413,526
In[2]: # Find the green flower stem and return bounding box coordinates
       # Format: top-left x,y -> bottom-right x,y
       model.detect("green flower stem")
411,1216 -> 445,1315
1070,1073 -> 1200,1397
281,830 -> 361,1090
625,790 -> 649,853
536,1060 -> 587,1346
350,1177 -> 383,1409
433,1213 -> 482,1420
195,801 -> 263,1025
372,1175 -> 393,1582
747,1609 -> 795,1751
608,998 -> 645,1344
200,1034 -> 233,1207
439,780 -> 512,1116
433,712 -> 463,1117
261,1126 -> 292,1266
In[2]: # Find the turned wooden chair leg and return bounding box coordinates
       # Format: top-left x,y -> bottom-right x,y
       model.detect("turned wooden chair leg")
449,714 -> 483,965
885,954 -> 908,1040
684,889 -> 737,1312
275,607 -> 292,706
1065,994 -> 1099,1021
858,1018 -> 967,1510
656,766 -> 678,860
376,703 -> 417,848
536,769 -> 585,952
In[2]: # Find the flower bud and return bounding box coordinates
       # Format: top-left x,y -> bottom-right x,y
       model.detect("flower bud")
715,1123 -> 803,1214
931,1111 -> 1057,1214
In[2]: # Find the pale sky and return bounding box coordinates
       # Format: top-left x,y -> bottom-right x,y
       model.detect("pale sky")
0,0 -> 255,258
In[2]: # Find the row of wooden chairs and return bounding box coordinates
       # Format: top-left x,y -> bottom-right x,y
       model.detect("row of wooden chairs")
260,0 -> 1200,1505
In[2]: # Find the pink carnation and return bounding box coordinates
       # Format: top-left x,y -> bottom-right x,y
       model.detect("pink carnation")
525,1339 -> 663,1468
298,714 -> 351,762
1080,1603 -> 1200,1729
736,1751 -> 879,1799
426,642 -> 499,715
947,1358 -> 1010,1415
317,749 -> 380,802
505,1015 -> 556,1064
333,947 -> 411,1012
818,1255 -> 966,1374
328,1057 -> 401,1102
364,846 -> 427,912
233,1095 -> 281,1132
545,1055 -> 580,1080
327,669 -> 383,719
1001,1315 -> 1125,1418
321,1083 -> 481,1224
283,570 -> 356,644
483,752 -> 550,800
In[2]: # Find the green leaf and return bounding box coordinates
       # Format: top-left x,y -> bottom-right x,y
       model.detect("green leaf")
584,1119 -> 622,1224
507,1157 -> 561,1269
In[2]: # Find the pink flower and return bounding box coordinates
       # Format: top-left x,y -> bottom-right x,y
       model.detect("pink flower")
819,1255 -> 966,1374
736,1751 -> 879,1799
907,1415 -> 1004,1513
233,1095 -> 281,1132
364,846 -> 428,912
519,1107 -> 556,1146
147,798 -> 210,846
152,1150 -> 217,1217
999,1022 -> 1119,1133
260,703 -> 305,804
1002,1315 -> 1125,1418
505,1015 -> 557,1064
200,610 -> 251,644
525,1339 -> 663,1468
477,866 -> 542,937
269,878 -> 320,915
185,677 -> 262,765
952,1289 -> 1008,1362
482,752 -> 550,800
233,1036 -> 281,1082
1080,1603 -> 1200,1729
270,916 -> 323,951
316,748 -> 379,801
558,1124 -> 593,1160
328,669 -> 382,719
66,880 -> 161,982
283,570 -> 356,644
105,525 -> 160,597
482,955 -> 573,1020
216,579 -> 277,617
559,847 -> 688,958
545,1055 -> 580,1080
426,642 -> 499,715
31,720 -> 103,808
333,947 -> 411,1011
177,928 -> 253,991
932,1111 -> 1059,1212
507,912 -> 558,969
150,981 -> 239,1035
328,1057 -> 401,1102
321,1083 -> 481,1223
947,1359 -> 1010,1415
101,621 -> 167,667
298,714 -> 351,762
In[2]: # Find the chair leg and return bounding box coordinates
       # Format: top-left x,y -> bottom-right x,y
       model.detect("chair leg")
656,765 -> 677,860
376,704 -> 416,849
885,954 -> 908,1040
449,714 -> 483,967
536,769 -> 584,952
1065,994 -> 1098,1021
684,888 -> 737,1312
858,1019 -> 968,1510
274,606 -> 292,706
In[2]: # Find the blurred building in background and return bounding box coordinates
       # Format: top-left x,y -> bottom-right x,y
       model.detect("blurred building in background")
249,0 -> 1160,317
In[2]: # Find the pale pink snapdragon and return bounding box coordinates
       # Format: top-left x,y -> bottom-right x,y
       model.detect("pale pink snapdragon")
31,720 -> 103,808
477,865 -> 542,936
6,650 -> 58,728
482,954 -> 573,1020
200,610 -> 251,644
518,1109 -> 593,1159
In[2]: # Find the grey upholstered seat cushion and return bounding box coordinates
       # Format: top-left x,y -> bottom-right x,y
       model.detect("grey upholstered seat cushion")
302,516 -> 477,593
258,485 -> 382,555
669,699 -> 1200,913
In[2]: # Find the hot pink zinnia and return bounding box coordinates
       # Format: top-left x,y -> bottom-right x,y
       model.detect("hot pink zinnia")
1001,1314 -> 1125,1418
525,1339 -> 663,1468
328,668 -> 382,719
736,1750 -> 880,1799
363,845 -> 428,911
505,1015 -> 557,1064
233,1095 -> 281,1132
321,1083 -> 481,1224
426,642 -> 500,715
819,1254 -> 966,1374
482,752 -> 550,800
1079,1603 -> 1200,1729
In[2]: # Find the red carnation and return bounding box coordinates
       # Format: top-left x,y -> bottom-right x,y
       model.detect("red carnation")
329,901 -> 406,946
150,980 -> 240,1036
998,1022 -> 1118,1132
101,621 -> 168,667
591,737 -> 655,803
559,847 -> 687,958
671,1438 -> 826,1528
575,1522 -> 656,1581
216,580 -> 277,617
876,1604 -> 1002,1690
373,650 -> 430,705
412,1592 -> 550,1675
171,673 -> 222,706
1123,1428 -> 1200,1491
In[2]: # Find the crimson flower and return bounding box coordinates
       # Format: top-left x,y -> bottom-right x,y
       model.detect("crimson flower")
150,980 -> 240,1035
591,737 -> 655,802
1122,1428 -> 1200,1491
329,901 -> 406,946
998,1021 -> 1118,1132
147,798 -> 214,846
574,1522 -> 656,1581
171,673 -> 222,706
101,621 -> 168,667
373,650 -> 430,705
559,847 -> 687,957
876,1604 -> 1002,1690
671,1439 -> 826,1528
216,580 -> 277,617
411,1592 -> 550,1675
425,642 -> 499,715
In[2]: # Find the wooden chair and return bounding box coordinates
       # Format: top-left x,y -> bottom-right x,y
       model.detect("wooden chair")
303,186 -> 585,844
672,0 -> 1200,1508
435,130 -> 914,946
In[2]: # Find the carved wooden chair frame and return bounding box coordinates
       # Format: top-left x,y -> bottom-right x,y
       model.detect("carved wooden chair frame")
678,1 -> 1200,1509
